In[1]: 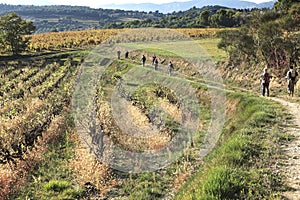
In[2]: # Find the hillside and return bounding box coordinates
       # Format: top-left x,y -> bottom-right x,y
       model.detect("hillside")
0,4 -> 163,33
104,0 -> 276,13
1,3 -> 265,33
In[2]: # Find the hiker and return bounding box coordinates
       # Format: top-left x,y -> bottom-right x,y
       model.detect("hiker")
168,61 -> 174,76
117,50 -> 121,59
152,54 -> 156,66
142,55 -> 146,67
286,66 -> 298,97
260,67 -> 272,96
154,58 -> 158,70
125,51 -> 129,59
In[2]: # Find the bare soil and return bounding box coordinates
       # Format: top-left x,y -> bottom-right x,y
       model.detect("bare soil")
270,97 -> 300,200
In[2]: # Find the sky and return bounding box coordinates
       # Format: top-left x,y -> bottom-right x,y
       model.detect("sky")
0,0 -> 273,7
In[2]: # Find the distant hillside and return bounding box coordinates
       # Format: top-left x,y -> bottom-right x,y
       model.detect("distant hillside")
0,4 -> 163,33
104,0 -> 276,13
104,6 -> 249,29
0,1 -> 274,33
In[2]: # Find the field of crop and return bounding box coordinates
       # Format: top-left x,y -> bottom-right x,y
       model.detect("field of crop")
0,28 -> 291,199
27,28 -> 232,52
0,55 -> 84,198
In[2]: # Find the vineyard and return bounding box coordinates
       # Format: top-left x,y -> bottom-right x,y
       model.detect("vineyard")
0,56 -> 83,198
0,27 -> 293,199
27,28 -> 231,51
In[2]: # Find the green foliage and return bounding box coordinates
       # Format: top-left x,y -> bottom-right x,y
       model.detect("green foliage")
209,9 -> 242,27
218,1 -> 300,75
0,4 -> 162,33
199,10 -> 210,26
0,12 -> 35,55
217,28 -> 256,63
274,0 -> 298,12
105,6 -> 249,29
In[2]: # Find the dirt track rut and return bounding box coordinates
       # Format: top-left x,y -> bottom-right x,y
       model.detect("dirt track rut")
270,97 -> 300,200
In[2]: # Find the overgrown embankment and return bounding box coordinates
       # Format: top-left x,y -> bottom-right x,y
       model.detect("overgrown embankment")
175,92 -> 290,199
218,61 -> 290,96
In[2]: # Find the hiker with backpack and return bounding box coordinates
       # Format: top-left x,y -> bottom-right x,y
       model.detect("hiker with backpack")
286,66 -> 298,97
260,67 -> 272,97
168,61 -> 174,76
117,50 -> 121,59
152,54 -> 156,66
142,55 -> 146,67
154,57 -> 158,70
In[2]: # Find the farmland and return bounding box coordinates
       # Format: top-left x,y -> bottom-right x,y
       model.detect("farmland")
0,28 -> 295,199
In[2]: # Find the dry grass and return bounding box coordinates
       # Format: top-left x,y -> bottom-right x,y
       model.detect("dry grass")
0,115 -> 67,199
158,98 -> 182,123
68,132 -> 118,197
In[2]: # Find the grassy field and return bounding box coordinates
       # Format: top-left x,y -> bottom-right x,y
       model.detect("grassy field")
121,38 -> 227,62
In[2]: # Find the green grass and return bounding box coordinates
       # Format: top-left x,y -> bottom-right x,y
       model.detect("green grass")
175,92 -> 287,200
43,180 -> 71,192
121,38 -> 227,62
116,172 -> 171,200
196,38 -> 227,62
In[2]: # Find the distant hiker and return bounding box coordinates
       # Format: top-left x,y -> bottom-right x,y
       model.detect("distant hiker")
168,61 -> 174,76
117,50 -> 121,59
286,66 -> 298,97
142,55 -> 146,67
260,67 -> 272,96
154,58 -> 158,70
152,54 -> 156,66
125,51 -> 129,59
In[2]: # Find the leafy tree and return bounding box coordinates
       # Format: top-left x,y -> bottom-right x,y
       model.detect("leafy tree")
218,1 -> 299,75
217,28 -> 256,64
274,0 -> 297,12
209,9 -> 238,27
199,10 -> 210,26
0,12 -> 36,55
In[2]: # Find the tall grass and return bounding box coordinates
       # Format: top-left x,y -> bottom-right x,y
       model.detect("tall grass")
175,92 -> 287,199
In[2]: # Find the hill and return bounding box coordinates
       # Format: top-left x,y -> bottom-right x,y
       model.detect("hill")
0,4 -> 163,33
0,1 -> 274,33
104,0 -> 276,13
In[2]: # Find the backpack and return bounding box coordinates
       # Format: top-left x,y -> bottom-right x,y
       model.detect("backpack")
288,69 -> 298,81
263,72 -> 270,83
291,69 -> 296,78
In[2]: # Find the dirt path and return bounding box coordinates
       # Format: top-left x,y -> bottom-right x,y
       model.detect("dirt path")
270,97 -> 300,199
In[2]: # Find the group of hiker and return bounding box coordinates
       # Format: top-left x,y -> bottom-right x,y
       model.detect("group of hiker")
118,50 -> 298,97
117,50 -> 174,76
117,50 -> 129,59
261,66 -> 298,97
144,54 -> 174,76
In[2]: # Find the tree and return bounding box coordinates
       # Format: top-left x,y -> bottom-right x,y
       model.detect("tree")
209,9 -> 238,27
0,13 -> 36,55
217,28 -> 256,64
274,0 -> 297,12
199,10 -> 210,26
218,1 -> 299,75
